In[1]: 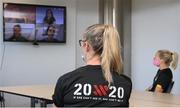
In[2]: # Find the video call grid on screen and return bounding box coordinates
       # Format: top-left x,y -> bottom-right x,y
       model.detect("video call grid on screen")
3,3 -> 66,43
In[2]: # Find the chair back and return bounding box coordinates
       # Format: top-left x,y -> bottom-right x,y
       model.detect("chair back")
166,81 -> 174,93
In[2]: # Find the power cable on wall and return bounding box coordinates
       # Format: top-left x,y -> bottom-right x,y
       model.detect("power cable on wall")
0,43 -> 6,70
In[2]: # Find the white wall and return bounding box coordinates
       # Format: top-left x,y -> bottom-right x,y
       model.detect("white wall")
132,0 -> 180,95
76,0 -> 99,67
0,0 -> 99,106
0,0 -> 76,86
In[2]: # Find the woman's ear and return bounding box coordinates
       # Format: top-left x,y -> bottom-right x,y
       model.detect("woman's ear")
84,42 -> 90,52
160,59 -> 165,64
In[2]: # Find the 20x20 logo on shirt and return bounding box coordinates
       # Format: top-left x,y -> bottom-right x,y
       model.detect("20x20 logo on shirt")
74,83 -> 124,99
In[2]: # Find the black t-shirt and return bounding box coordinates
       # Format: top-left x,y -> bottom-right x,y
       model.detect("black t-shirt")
52,65 -> 132,107
150,68 -> 173,93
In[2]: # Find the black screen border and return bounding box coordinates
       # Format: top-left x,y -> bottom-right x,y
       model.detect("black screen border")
3,2 -> 67,43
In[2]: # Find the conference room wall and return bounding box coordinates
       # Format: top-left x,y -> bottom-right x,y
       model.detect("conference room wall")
132,0 -> 180,95
0,0 -> 77,86
75,0 -> 99,68
0,0 -> 2,86
0,0 -> 99,106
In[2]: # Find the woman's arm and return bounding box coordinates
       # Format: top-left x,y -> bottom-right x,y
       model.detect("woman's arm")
154,84 -> 163,93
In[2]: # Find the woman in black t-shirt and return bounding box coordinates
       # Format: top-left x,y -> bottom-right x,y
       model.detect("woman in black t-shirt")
52,24 -> 132,107
147,50 -> 179,93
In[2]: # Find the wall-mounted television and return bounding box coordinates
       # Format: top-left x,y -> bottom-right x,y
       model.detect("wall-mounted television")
3,3 -> 66,43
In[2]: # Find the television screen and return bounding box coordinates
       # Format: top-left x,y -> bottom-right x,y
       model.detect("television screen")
3,3 -> 66,43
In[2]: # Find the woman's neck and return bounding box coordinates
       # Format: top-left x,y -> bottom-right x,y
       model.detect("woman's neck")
160,64 -> 169,70
86,55 -> 101,65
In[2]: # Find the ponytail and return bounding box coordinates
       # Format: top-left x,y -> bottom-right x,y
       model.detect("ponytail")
101,25 -> 123,86
171,52 -> 179,70
84,24 -> 123,86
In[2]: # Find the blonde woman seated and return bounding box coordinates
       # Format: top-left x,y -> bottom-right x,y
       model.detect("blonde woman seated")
147,50 -> 178,93
52,24 -> 132,107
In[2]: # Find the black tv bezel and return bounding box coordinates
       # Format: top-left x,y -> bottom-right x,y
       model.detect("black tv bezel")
3,2 -> 67,43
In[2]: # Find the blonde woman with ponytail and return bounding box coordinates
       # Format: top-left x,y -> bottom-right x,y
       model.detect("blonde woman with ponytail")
148,50 -> 179,93
53,24 -> 132,107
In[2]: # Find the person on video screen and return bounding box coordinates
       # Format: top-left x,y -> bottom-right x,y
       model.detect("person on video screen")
42,25 -> 58,42
43,9 -> 56,25
8,24 -> 28,41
